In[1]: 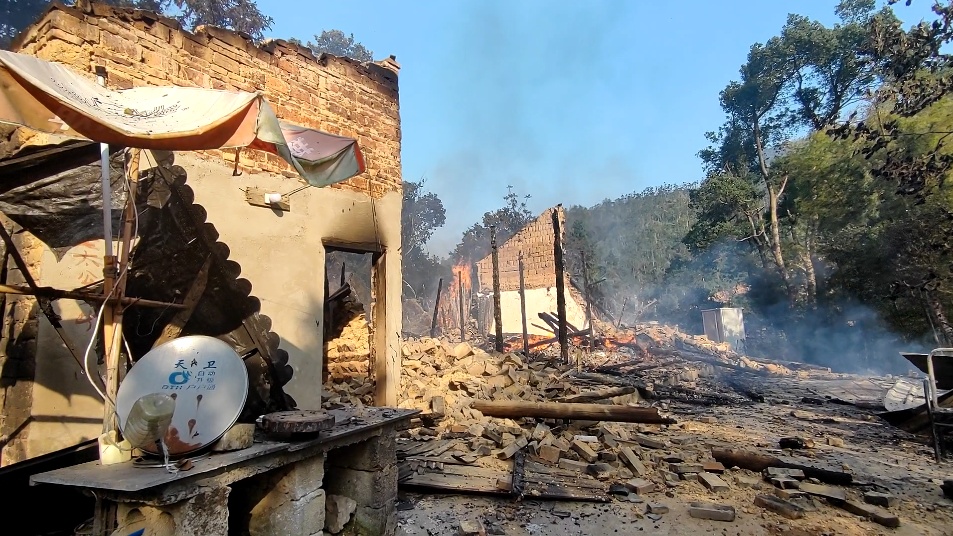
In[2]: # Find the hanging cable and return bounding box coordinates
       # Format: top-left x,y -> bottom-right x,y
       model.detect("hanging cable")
82,149 -> 141,406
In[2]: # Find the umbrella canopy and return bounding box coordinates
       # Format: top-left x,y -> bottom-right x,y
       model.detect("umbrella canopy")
0,50 -> 365,187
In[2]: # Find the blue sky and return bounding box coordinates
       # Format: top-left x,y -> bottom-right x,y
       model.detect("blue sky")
264,0 -> 937,256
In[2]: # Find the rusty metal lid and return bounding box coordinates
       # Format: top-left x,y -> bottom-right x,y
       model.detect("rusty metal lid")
116,335 -> 249,457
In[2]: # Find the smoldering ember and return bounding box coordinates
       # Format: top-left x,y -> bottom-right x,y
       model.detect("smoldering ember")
3,1 -> 953,536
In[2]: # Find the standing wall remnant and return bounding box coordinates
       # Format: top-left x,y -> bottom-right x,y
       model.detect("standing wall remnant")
2,1 -> 404,464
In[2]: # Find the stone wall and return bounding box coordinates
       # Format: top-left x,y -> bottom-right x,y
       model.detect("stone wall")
11,1 -> 401,198
0,219 -> 42,466
475,206 -> 565,293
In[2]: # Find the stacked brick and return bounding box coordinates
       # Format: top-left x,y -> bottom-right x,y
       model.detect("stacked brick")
475,206 -> 566,293
11,1 -> 402,198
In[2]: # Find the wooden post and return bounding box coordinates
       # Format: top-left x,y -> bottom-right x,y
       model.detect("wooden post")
617,297 -> 628,329
371,251 -> 396,406
581,249 -> 594,354
551,206 -> 569,364
430,277 -> 443,338
458,270 -> 465,341
103,149 -> 140,431
490,226 -> 504,353
518,252 -> 529,357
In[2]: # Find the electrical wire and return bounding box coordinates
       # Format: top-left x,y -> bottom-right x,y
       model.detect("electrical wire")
82,149 -> 140,408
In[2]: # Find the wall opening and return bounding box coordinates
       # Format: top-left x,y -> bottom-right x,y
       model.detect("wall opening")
323,247 -> 374,403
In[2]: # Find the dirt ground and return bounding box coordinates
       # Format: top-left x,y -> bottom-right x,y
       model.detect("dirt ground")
395,372 -> 953,536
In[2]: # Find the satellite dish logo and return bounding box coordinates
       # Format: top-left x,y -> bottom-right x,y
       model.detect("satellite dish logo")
169,371 -> 191,385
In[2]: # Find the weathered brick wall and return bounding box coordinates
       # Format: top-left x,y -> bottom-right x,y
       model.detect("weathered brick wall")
11,1 -> 401,197
475,206 -> 566,292
0,221 -> 42,466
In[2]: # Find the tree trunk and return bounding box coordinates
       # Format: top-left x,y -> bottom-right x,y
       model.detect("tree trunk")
754,119 -> 796,305
802,222 -> 818,306
767,177 -> 796,304
926,290 -> 953,346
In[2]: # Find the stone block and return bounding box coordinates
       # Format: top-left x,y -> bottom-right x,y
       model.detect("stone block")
327,428 -> 396,471
571,439 -> 598,463
702,461 -> 725,474
624,478 -> 655,494
117,487 -> 230,536
864,491 -> 899,508
211,423 -> 255,452
326,494 -> 358,534
270,455 -> 326,501
840,500 -> 900,528
646,502 -> 669,514
753,494 -> 804,520
670,463 -> 704,474
619,447 -> 647,476
538,444 -> 561,464
798,482 -> 846,501
343,504 -> 397,536
699,472 -> 729,492
688,502 -> 736,522
323,464 -> 397,510
763,467 -> 804,480
558,458 -> 588,472
250,488 -> 325,536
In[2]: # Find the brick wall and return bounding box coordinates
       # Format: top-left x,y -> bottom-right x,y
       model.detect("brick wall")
475,206 -> 566,293
11,0 -> 402,197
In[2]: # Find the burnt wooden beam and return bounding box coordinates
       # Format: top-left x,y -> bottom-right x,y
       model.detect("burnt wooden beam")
471,400 -> 675,424
518,252 -> 529,357
151,255 -> 212,349
552,206 -> 569,363
0,283 -> 186,309
711,448 -> 852,486
430,277 -> 443,338
490,226 -> 503,353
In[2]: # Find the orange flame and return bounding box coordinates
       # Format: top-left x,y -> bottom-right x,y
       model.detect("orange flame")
503,334 -> 554,352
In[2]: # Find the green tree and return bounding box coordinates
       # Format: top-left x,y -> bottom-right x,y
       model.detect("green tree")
402,179 -> 447,299
826,0 -> 953,343
308,30 -> 373,61
0,0 -> 49,48
696,1 -> 887,306
450,187 -> 533,263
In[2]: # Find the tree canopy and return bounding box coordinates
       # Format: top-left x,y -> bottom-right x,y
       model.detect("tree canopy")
307,29 -> 374,61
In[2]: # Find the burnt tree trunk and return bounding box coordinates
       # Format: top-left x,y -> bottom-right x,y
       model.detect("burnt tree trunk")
927,290 -> 953,346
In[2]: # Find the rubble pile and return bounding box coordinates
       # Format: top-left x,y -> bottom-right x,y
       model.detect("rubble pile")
324,295 -> 371,383
376,325 -> 937,533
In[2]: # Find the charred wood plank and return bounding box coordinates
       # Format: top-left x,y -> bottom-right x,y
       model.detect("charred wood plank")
711,448 -> 852,486
556,387 -> 636,403
471,400 -> 674,424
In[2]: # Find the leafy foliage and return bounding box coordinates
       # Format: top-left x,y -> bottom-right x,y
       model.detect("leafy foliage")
0,0 -> 50,48
450,188 -> 534,264
307,30 -> 374,61
402,180 -> 448,299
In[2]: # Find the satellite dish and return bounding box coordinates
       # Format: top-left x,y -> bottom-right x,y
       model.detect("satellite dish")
116,335 -> 249,457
